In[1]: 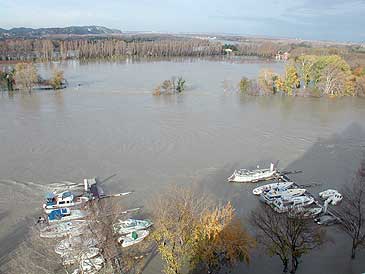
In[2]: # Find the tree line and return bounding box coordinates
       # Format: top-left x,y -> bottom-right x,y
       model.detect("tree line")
0,38 -> 223,61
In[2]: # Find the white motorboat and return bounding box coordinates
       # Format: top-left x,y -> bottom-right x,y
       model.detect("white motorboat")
325,193 -> 343,205
260,188 -> 306,204
265,188 -> 306,199
113,219 -> 153,234
43,191 -> 89,213
40,220 -> 88,238
271,196 -> 314,213
55,236 -> 98,255
319,189 -> 343,206
253,181 -> 293,195
228,163 -> 277,183
118,230 -> 149,247
319,189 -> 340,199
48,208 -> 88,223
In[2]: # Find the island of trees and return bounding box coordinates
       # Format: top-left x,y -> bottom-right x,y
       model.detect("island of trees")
0,63 -> 66,92
239,54 -> 365,97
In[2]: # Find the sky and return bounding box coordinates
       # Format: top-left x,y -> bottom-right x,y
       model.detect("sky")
0,0 -> 364,42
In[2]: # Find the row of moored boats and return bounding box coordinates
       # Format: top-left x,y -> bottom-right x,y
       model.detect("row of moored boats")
38,178 -> 153,274
228,163 -> 343,223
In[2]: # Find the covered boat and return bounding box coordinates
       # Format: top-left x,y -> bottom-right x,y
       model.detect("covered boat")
260,188 -> 306,204
228,163 -> 277,183
271,196 -> 314,213
264,188 -> 306,199
253,181 -> 293,195
62,247 -> 100,266
113,219 -> 153,234
43,191 -> 89,212
80,255 -> 105,272
48,208 -> 87,223
40,220 -> 88,238
118,230 -> 149,247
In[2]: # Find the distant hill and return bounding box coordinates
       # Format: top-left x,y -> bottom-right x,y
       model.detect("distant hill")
0,26 -> 122,38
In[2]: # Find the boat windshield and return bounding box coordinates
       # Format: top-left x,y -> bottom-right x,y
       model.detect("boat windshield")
62,192 -> 73,199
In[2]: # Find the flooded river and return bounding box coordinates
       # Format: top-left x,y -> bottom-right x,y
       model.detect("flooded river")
1,58 -> 365,273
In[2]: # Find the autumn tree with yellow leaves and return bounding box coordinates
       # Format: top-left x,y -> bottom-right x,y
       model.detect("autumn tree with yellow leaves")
275,64 -> 300,95
191,202 -> 255,273
152,185 -> 255,274
14,62 -> 38,92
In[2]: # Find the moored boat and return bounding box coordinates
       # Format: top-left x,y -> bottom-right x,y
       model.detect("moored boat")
40,220 -> 88,238
319,189 -> 340,199
265,188 -> 306,199
113,219 -> 153,234
271,196 -> 314,213
288,207 -> 322,219
117,230 -> 150,247
47,208 -> 88,223
259,188 -> 306,204
43,191 -> 89,213
253,181 -> 293,195
80,255 -> 105,273
55,236 -> 98,255
62,247 -> 100,266
228,163 -> 277,183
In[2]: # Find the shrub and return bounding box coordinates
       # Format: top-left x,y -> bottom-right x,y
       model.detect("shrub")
49,69 -> 65,90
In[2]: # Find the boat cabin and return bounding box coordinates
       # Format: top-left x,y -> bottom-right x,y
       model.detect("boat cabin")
45,191 -> 74,208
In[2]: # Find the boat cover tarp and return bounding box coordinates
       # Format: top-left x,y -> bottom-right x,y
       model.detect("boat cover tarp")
48,209 -> 63,220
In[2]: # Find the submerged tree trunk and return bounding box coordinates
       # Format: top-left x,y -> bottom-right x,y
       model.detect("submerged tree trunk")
282,258 -> 288,273
351,243 -> 356,259
290,256 -> 299,274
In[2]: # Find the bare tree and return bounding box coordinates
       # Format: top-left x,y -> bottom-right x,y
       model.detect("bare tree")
251,205 -> 325,273
317,64 -> 346,96
335,157 -> 365,259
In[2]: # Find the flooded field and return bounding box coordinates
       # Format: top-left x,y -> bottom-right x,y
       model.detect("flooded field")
1,58 -> 365,273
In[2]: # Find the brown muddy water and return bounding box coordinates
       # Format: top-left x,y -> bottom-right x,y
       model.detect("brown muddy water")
0,58 -> 365,273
